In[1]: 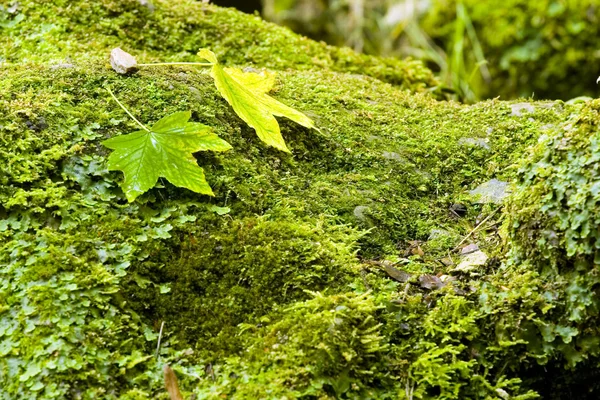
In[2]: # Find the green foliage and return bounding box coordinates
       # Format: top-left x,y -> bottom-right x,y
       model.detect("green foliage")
198,49 -> 315,152
104,44 -> 314,200
200,291 -> 392,399
422,0 -> 600,99
0,157 -> 183,398
125,216 -> 362,359
0,3 -> 24,29
0,61 -> 566,398
264,0 -> 489,102
264,0 -> 600,100
103,108 -> 231,202
509,101 -> 600,264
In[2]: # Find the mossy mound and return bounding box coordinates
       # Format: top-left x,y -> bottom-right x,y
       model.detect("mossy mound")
0,0 -> 437,92
1,1 -> 600,399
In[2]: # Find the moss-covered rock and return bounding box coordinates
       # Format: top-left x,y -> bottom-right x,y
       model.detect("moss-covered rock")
0,0 -> 437,92
471,100 -> 600,399
1,1 -> 599,399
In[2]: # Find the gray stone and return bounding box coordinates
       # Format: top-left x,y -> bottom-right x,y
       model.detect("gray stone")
469,179 -> 510,204
110,48 -> 138,74
428,228 -> 450,240
353,206 -> 369,221
461,243 -> 479,255
458,137 -> 491,150
50,63 -> 75,70
454,250 -> 488,273
511,102 -> 535,117
188,86 -> 202,99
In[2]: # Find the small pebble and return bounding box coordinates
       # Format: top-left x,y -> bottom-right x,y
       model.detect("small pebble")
110,48 -> 138,74
511,102 -> 535,117
469,179 -> 510,204
454,250 -> 488,273
461,243 -> 480,255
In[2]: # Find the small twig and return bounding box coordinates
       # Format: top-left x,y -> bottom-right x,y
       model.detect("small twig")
138,62 -> 212,67
164,364 -> 184,400
156,321 -> 165,358
405,379 -> 415,400
452,207 -> 501,252
105,87 -> 150,132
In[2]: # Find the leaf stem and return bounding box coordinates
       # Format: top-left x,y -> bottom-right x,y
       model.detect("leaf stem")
137,62 -> 213,67
105,87 -> 150,132
156,321 -> 165,359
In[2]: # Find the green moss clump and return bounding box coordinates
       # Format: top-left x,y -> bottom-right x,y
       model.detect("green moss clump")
422,0 -> 600,100
1,0 -> 437,92
509,100 -> 600,268
468,100 -> 600,399
496,100 -> 600,364
124,216 -> 362,358
197,291 -> 391,399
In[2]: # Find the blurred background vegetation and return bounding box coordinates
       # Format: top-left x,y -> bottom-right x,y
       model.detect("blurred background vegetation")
211,0 -> 600,102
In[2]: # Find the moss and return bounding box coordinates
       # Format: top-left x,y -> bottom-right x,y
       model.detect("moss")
1,0 -> 437,92
0,57 -> 581,398
0,64 -> 572,255
124,215 -> 362,358
197,291 -> 392,399
1,3 -> 598,398
456,99 -> 600,399
492,100 -> 600,367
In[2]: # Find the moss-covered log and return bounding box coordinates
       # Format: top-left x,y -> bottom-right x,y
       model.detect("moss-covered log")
1,1 -> 599,399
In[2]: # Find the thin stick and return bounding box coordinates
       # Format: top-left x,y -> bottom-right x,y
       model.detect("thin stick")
138,62 -> 212,67
156,321 -> 165,358
105,87 -> 150,132
164,364 -> 184,400
452,207 -> 501,252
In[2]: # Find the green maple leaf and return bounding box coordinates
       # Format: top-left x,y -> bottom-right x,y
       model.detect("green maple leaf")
198,49 -> 315,153
103,111 -> 231,202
